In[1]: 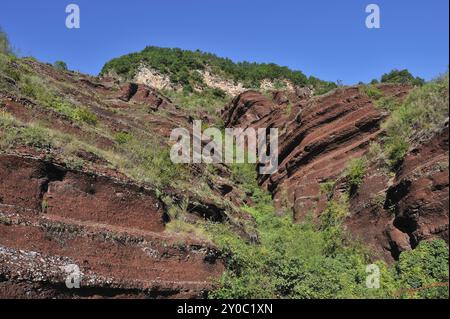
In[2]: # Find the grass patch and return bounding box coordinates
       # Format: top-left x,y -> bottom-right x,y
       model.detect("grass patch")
114,131 -> 133,145
382,73 -> 449,168
360,84 -> 383,100
344,157 -> 367,193
114,132 -> 189,188
162,87 -> 231,116
375,96 -> 400,112
20,75 -> 97,125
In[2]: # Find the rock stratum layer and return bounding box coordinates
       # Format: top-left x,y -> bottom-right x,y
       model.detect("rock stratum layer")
0,57 -> 448,298
221,85 -> 448,262
0,59 -> 250,299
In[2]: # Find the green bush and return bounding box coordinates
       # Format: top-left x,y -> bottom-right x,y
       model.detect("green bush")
344,158 -> 367,191
0,53 -> 20,90
54,61 -> 68,71
0,27 -> 12,55
208,168 -> 398,299
381,69 -> 425,86
209,182 -> 449,299
360,84 -> 383,100
163,87 -> 231,115
0,116 -> 52,150
72,107 -> 97,125
208,191 -> 397,299
375,96 -> 400,112
396,240 -> 449,299
114,132 -> 133,145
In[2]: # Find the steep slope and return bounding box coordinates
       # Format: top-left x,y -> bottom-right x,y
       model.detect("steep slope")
1,49 -> 448,298
221,82 -> 448,262
0,55 -> 254,298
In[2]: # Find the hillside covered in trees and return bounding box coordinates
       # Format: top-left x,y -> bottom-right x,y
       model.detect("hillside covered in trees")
100,46 -> 337,94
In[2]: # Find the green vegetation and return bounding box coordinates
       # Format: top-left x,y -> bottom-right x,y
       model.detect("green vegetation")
162,87 -> 231,115
360,84 -> 383,100
396,240 -> 449,299
54,60 -> 68,71
344,158 -> 367,192
382,73 -> 449,167
114,132 -> 188,187
0,53 -> 98,126
20,75 -> 97,125
207,165 -> 449,298
0,109 -> 185,188
375,96 -> 400,112
0,115 -> 52,150
0,52 -> 20,91
320,180 -> 336,197
0,27 -> 12,55
1,28 -> 448,299
381,69 -> 425,86
101,46 -> 336,94
114,131 -> 133,145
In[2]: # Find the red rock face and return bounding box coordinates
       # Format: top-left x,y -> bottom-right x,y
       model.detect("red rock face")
0,156 -> 224,299
221,84 -> 447,262
118,83 -> 176,111
385,127 -> 449,256
224,85 -> 410,217
347,126 -> 449,261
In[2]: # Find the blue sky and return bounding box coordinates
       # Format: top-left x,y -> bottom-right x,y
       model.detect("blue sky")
1,0 -> 448,84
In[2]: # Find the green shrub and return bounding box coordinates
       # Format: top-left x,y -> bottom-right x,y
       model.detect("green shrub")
0,116 -> 52,150
396,240 -> 449,299
114,132 -> 133,145
72,107 -> 97,125
0,27 -> 12,55
344,158 -> 367,191
208,192 -> 398,299
209,182 -> 449,299
54,61 -> 68,71
0,53 -> 20,81
381,69 -> 425,86
46,96 -> 97,125
319,180 -> 336,197
360,84 -> 383,100
208,170 -> 396,299
375,96 -> 400,112
163,87 -> 231,115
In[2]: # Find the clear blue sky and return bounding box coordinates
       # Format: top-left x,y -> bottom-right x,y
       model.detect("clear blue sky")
1,0 -> 448,84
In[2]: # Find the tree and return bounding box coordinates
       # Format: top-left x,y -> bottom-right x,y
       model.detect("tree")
381,69 -> 425,86
54,61 -> 68,71
0,27 -> 12,55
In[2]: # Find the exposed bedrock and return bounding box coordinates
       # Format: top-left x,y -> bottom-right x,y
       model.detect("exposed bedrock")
220,84 -> 448,261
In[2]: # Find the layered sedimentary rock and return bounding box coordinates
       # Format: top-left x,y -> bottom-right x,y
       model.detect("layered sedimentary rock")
0,154 -> 224,299
221,84 -> 448,261
0,59 -> 249,298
